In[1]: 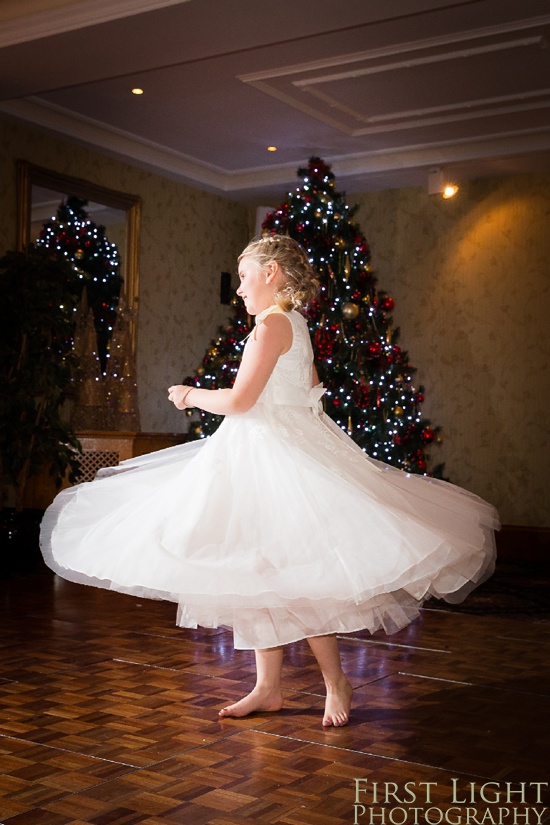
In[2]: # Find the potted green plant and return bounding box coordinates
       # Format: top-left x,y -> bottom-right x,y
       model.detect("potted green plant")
0,246 -> 82,573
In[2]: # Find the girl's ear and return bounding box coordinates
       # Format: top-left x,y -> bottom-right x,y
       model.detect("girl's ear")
264,261 -> 278,284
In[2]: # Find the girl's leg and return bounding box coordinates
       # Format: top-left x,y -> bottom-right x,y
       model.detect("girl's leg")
219,646 -> 284,718
307,635 -> 353,727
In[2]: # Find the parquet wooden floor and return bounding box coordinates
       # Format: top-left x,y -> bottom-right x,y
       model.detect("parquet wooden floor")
1,571 -> 549,824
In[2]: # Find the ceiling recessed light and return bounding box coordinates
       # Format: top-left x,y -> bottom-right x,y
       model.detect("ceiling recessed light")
267,146 -> 277,152
131,88 -> 144,95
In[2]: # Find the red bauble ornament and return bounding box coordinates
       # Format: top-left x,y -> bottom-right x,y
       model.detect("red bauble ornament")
314,328 -> 334,359
421,427 -> 435,444
368,342 -> 382,358
380,296 -> 395,312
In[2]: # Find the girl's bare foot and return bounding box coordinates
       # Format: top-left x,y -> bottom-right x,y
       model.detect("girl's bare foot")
322,678 -> 353,727
218,685 -> 283,718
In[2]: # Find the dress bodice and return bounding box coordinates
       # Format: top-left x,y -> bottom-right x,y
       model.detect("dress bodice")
253,308 -> 322,409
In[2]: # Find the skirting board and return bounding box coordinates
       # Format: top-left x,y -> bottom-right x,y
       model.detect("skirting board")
496,524 -> 550,567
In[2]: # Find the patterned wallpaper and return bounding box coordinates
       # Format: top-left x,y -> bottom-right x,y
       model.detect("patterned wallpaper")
1,117 -> 548,526
353,177 -> 550,527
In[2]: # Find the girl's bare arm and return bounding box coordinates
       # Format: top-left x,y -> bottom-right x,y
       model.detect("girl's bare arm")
168,314 -> 292,415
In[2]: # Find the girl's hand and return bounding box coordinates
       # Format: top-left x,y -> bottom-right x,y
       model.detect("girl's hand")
168,385 -> 193,409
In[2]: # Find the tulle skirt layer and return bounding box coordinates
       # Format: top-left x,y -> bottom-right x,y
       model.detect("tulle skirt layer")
40,404 -> 499,649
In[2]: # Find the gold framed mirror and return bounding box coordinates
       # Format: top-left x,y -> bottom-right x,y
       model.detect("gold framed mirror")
16,160 -> 141,353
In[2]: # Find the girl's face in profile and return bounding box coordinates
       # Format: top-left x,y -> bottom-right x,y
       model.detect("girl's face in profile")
237,256 -> 274,316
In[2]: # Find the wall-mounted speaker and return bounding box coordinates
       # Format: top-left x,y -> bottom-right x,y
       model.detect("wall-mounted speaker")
220,271 -> 232,304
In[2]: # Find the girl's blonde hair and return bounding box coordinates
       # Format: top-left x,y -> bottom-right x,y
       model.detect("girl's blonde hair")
238,235 -> 319,311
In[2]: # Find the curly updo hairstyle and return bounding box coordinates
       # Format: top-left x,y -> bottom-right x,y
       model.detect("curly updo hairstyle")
238,235 -> 319,311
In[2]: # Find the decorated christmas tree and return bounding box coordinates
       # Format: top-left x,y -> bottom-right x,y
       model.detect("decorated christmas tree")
70,302 -> 106,430
185,157 -> 444,477
104,299 -> 141,431
36,196 -> 122,371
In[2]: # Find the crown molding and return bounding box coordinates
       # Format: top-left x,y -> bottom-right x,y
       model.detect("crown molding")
240,16 -> 550,139
326,131 -> 550,180
238,14 -> 550,83
0,96 -> 229,190
0,0 -> 191,48
2,96 -> 549,198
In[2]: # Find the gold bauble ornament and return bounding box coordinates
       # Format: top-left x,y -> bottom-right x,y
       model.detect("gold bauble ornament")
394,405 -> 404,416
344,255 -> 351,279
342,302 -> 360,320
75,248 -> 84,260
196,366 -> 205,376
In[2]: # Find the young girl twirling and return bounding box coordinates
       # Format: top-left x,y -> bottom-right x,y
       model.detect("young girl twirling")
41,235 -> 498,727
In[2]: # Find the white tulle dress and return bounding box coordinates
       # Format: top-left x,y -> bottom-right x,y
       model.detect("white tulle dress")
40,307 -> 499,649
